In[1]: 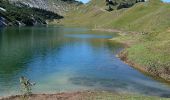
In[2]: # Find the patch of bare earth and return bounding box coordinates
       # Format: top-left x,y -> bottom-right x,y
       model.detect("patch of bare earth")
0,91 -> 114,100
168,29 -> 170,32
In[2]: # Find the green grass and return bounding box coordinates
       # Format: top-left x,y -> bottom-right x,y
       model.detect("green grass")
83,93 -> 168,100
114,31 -> 170,80
81,92 -> 169,100
59,0 -> 170,32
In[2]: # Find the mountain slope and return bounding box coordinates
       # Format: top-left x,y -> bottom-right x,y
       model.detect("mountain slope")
9,0 -> 82,15
61,0 -> 170,32
0,0 -> 63,27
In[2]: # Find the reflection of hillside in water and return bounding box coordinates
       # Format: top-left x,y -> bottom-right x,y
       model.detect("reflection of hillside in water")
0,27 -> 64,83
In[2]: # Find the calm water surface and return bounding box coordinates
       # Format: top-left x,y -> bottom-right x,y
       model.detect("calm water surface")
0,26 -> 170,97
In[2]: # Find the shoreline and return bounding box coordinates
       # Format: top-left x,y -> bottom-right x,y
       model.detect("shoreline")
118,50 -> 170,84
0,91 -> 92,100
0,91 -> 165,100
92,28 -> 170,83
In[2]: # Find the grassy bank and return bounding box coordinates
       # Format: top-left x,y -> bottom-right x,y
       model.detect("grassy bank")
0,91 -> 169,100
54,0 -> 170,82
113,30 -> 170,82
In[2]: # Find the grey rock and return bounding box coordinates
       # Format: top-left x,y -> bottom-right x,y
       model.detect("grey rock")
9,0 -> 81,15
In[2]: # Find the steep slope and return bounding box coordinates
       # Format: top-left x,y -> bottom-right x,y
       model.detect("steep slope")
61,0 -> 169,32
9,0 -> 82,15
107,0 -> 170,32
0,0 -> 63,27
59,0 -> 139,26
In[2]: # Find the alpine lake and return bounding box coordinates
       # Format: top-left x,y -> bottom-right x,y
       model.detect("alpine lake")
0,26 -> 170,97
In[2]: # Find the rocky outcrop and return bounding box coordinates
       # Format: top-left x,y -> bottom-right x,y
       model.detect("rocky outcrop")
9,0 -> 82,15
0,7 -> 7,27
0,1 -> 63,27
0,14 -> 47,27
0,0 -> 82,27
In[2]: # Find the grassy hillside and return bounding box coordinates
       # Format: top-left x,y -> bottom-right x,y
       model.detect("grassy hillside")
60,0 -> 170,32
108,0 -> 170,32
57,0 -> 170,81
